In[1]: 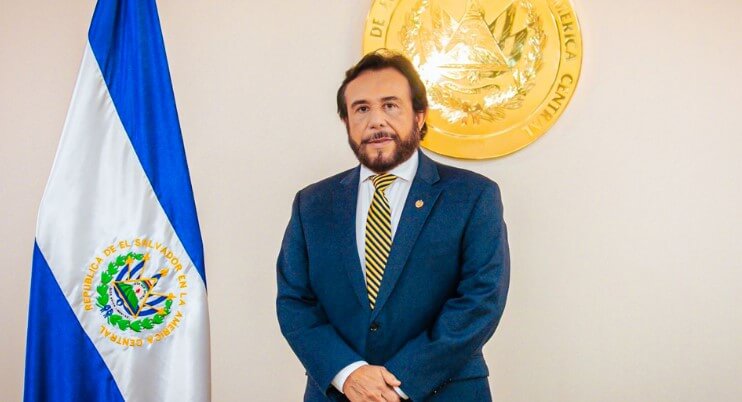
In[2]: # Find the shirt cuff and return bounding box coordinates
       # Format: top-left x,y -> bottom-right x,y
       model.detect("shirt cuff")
331,361 -> 368,394
394,386 -> 410,399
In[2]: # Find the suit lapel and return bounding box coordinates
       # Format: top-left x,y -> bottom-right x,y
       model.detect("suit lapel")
333,166 -> 371,313
371,151 -> 442,320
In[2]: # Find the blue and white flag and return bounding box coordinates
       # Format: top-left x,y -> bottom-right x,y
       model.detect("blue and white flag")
24,1 -> 210,401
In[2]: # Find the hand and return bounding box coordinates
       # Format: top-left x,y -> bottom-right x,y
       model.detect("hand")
343,365 -> 402,402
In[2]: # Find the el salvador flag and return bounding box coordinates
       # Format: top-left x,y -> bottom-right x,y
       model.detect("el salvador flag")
24,1 -> 210,401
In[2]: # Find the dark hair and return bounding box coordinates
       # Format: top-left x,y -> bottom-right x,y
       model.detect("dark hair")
336,49 -> 428,139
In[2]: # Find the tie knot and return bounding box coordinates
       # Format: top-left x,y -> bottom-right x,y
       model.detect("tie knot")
371,173 -> 396,192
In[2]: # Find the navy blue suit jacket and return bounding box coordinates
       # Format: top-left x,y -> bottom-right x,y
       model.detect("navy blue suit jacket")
276,151 -> 510,401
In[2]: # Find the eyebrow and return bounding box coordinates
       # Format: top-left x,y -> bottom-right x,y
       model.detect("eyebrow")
350,96 -> 402,109
350,99 -> 369,109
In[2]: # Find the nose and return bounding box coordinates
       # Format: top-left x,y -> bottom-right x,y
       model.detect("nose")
367,107 -> 387,129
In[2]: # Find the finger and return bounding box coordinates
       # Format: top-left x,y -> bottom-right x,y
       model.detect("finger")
370,393 -> 386,402
381,368 -> 402,386
381,387 -> 401,402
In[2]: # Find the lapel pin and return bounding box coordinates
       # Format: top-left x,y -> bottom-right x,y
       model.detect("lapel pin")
415,200 -> 424,209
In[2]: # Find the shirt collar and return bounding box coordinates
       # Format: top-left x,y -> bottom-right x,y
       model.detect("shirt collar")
359,148 -> 419,184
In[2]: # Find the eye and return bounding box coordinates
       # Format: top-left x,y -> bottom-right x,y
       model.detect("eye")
355,105 -> 369,113
384,102 -> 399,110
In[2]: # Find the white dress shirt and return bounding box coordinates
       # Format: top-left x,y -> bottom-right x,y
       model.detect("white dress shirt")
330,149 -> 418,399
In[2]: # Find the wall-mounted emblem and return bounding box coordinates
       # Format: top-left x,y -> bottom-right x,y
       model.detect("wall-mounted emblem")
364,0 -> 583,159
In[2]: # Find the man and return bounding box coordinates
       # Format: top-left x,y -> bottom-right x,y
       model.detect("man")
276,49 -> 510,402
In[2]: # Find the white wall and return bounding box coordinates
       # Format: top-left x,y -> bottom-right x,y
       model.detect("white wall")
1,1 -> 740,401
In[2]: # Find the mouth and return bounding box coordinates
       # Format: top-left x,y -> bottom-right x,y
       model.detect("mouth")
363,132 -> 397,147
366,137 -> 393,144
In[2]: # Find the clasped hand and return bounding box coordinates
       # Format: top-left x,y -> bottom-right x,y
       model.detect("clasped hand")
343,365 -> 402,402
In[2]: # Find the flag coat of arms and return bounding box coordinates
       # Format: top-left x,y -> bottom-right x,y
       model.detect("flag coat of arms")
24,1 -> 210,401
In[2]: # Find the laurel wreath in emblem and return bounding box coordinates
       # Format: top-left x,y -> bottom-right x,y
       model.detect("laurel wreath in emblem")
401,0 -> 546,125
95,252 -> 173,333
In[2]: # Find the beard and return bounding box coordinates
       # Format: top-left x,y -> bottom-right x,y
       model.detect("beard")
347,124 -> 420,173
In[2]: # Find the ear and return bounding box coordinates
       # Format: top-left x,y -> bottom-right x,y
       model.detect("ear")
415,110 -> 427,131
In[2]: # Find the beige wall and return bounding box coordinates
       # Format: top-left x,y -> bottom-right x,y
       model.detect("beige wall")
2,1 -> 740,401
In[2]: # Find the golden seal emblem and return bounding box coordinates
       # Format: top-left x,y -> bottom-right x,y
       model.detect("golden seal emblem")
363,0 -> 583,159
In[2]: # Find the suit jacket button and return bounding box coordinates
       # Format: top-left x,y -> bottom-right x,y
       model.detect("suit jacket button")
369,322 -> 380,332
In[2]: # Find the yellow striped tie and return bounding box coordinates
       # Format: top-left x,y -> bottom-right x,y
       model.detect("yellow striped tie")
365,173 -> 396,309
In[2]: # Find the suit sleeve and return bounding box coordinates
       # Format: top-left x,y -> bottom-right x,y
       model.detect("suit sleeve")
276,191 -> 365,397
384,182 -> 510,401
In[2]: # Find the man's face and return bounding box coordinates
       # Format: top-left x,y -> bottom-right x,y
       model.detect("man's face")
343,67 -> 426,173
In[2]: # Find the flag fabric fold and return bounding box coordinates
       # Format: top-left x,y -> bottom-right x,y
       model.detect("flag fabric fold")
25,1 -> 210,401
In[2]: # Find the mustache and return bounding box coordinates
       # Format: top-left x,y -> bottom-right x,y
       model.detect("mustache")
362,131 -> 398,144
